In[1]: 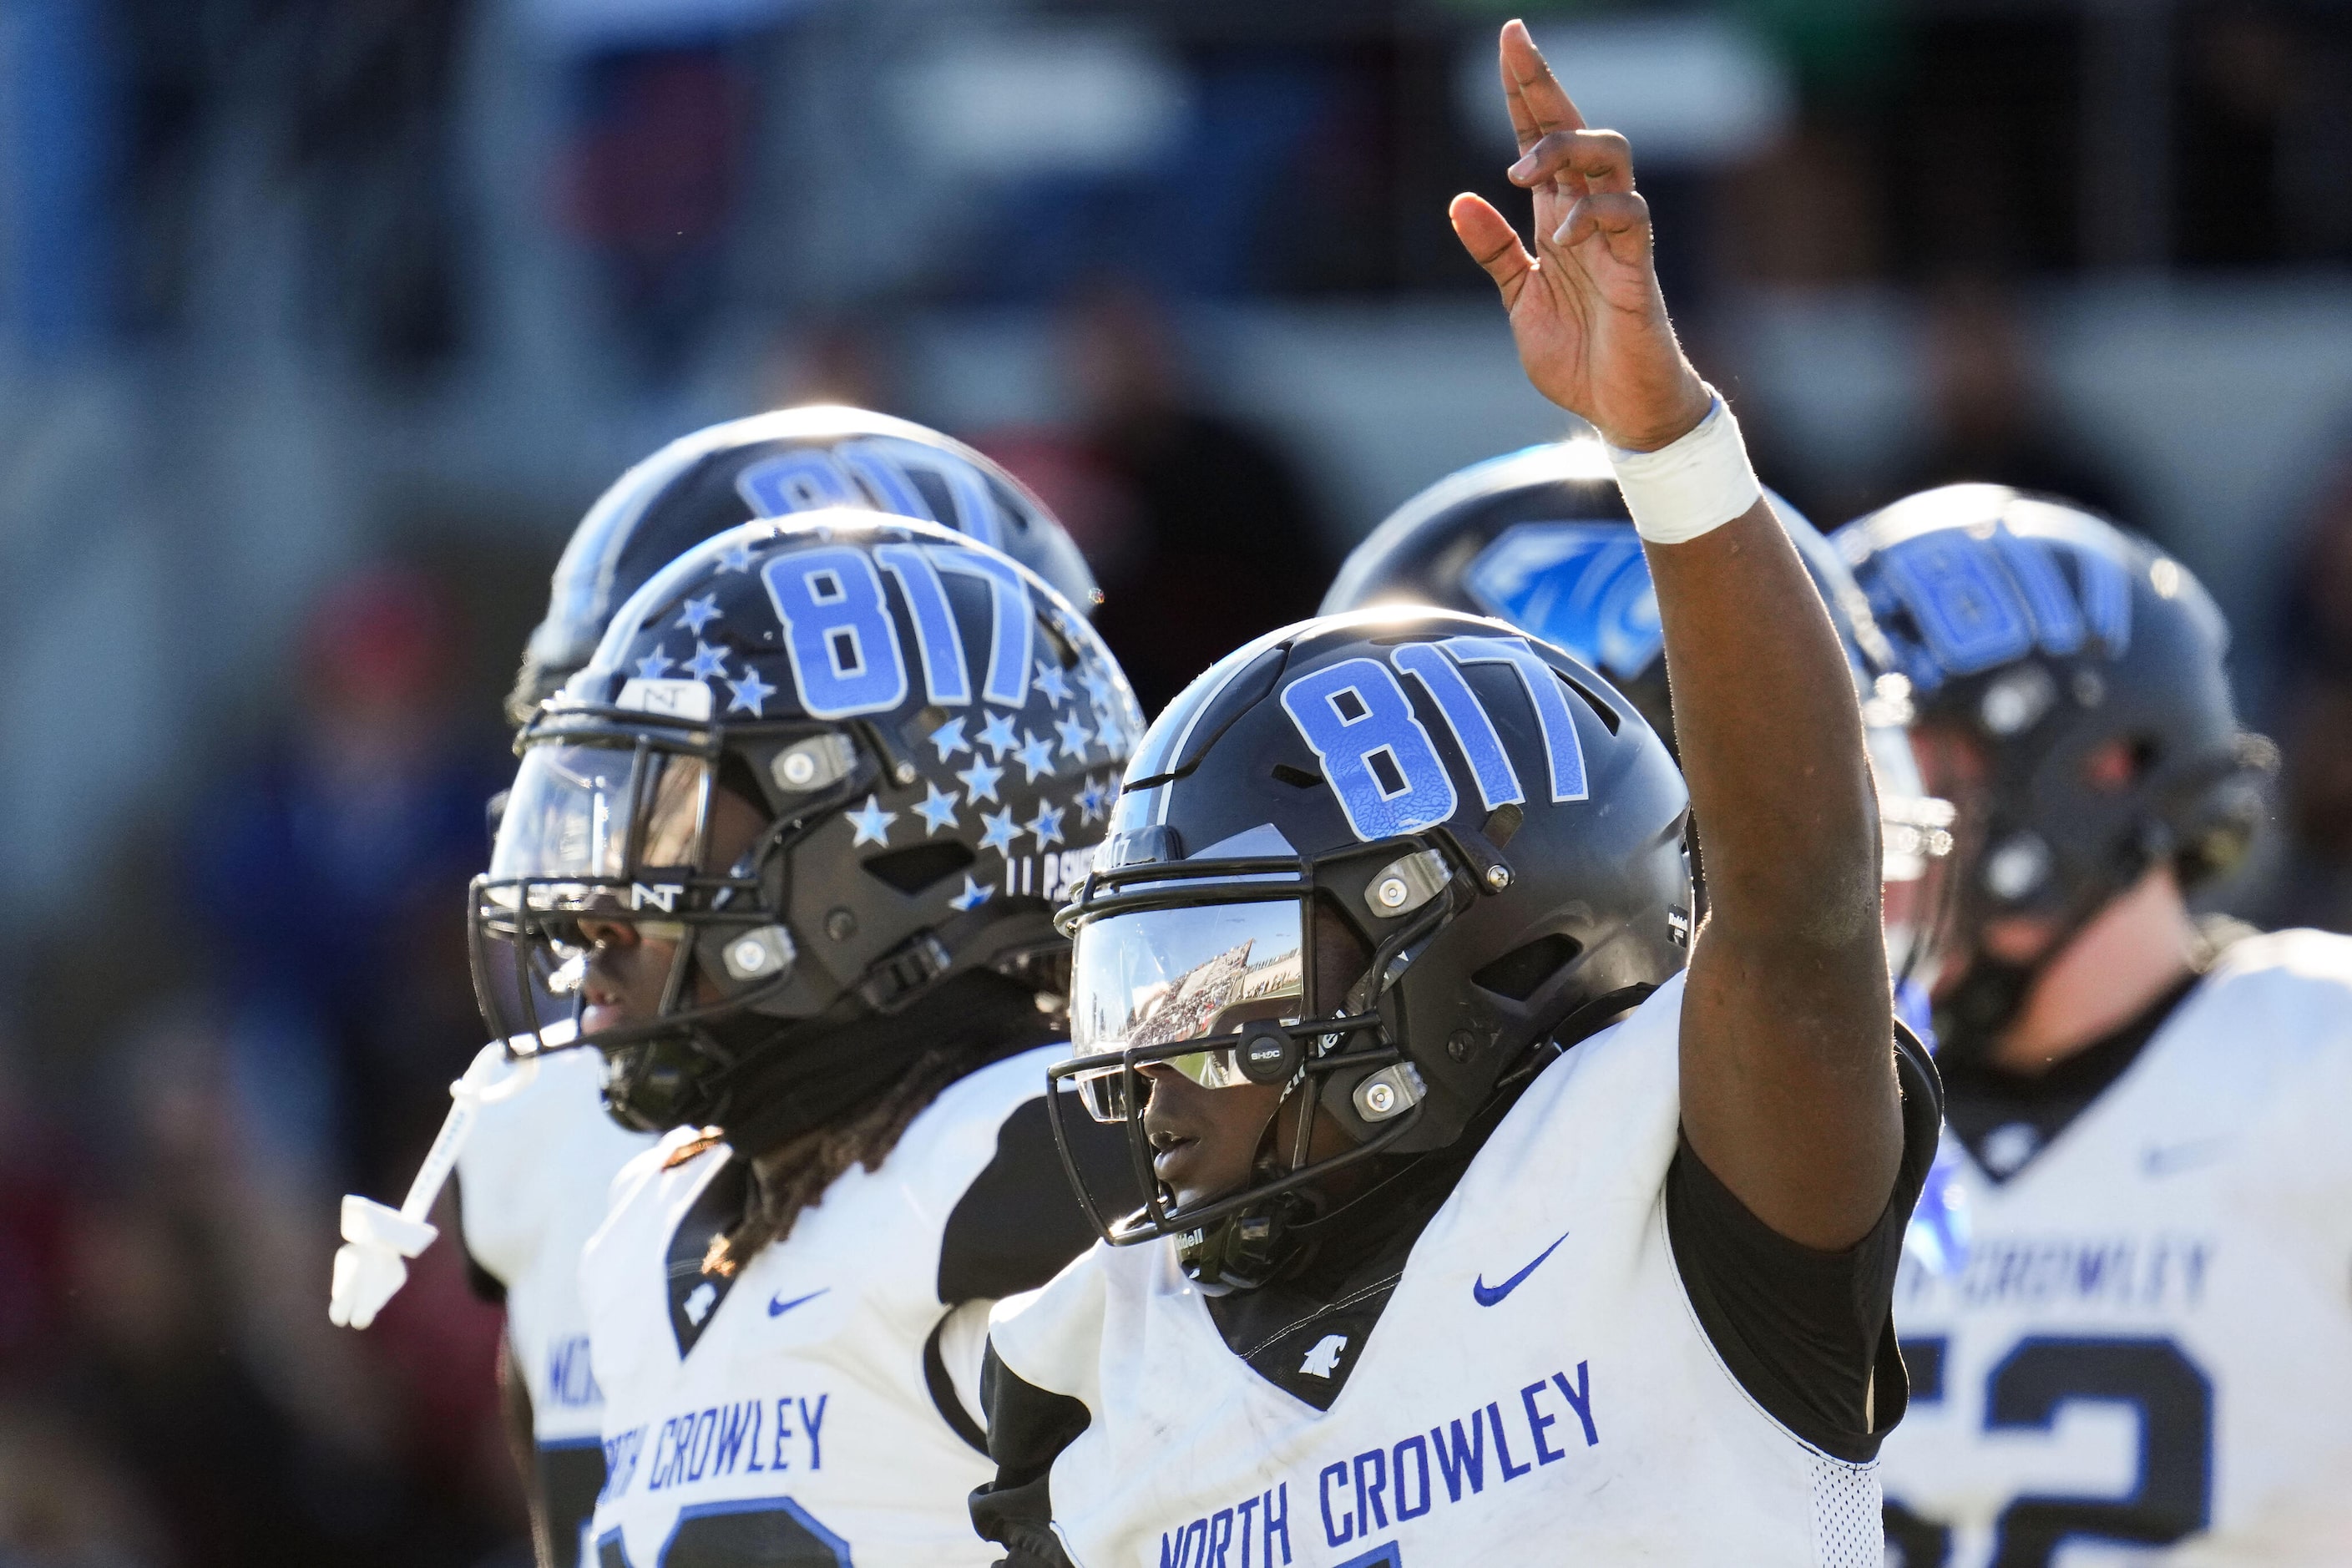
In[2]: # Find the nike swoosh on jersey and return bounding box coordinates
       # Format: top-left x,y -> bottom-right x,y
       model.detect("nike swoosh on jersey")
767,1287 -> 831,1318
2142,1138 -> 2230,1176
1472,1230 -> 1571,1307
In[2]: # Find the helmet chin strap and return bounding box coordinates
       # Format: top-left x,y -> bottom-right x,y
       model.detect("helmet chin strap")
1934,838 -> 2155,1066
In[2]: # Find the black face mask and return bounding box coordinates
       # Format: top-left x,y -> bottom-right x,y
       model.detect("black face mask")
1930,953 -> 2041,1068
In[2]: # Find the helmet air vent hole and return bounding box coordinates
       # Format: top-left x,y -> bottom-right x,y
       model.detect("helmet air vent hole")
1553,670 -> 1622,734
1271,763 -> 1323,790
1470,933 -> 1582,1002
862,841 -> 977,895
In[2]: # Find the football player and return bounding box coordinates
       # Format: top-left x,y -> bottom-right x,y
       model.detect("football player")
328,407 -> 1107,1568
1839,486 -> 2352,1566
969,24 -> 1940,1566
473,513 -> 1144,1567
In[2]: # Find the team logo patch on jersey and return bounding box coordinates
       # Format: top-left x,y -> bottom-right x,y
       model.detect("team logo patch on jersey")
1300,1335 -> 1349,1378
1464,523 -> 1664,683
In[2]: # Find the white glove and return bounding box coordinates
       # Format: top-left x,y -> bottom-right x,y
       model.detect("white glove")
329,1196 -> 439,1328
327,1048 -> 537,1329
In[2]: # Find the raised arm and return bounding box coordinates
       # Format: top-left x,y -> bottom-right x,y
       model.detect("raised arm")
1453,21 -> 1898,1250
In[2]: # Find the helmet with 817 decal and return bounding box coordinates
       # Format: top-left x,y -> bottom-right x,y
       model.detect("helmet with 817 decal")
1046,607 -> 1688,1291
509,406 -> 1101,724
471,512 -> 1143,1136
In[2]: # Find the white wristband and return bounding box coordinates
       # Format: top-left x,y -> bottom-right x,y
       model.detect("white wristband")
1606,390 -> 1763,544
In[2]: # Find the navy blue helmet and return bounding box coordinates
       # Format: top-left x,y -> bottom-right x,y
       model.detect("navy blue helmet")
1047,608 -> 1689,1290
1835,485 -> 2272,1056
511,407 -> 1100,724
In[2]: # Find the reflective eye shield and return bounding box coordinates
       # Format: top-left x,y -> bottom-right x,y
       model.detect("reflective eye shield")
468,729 -> 797,1060
1044,850 -> 1462,1247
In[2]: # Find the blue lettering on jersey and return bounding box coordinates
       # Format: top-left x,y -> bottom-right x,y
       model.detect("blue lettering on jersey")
548,1333 -> 603,1408
1902,1232 -> 2214,1313
1155,1362 -> 1597,1557
606,1393 -> 831,1500
1463,523 -> 1664,684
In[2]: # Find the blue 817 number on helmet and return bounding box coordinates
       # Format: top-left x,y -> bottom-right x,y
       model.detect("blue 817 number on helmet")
1280,635 -> 1591,842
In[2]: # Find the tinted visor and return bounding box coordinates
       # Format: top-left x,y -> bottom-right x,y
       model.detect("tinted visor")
1067,898 -> 1307,1121
486,742 -> 713,930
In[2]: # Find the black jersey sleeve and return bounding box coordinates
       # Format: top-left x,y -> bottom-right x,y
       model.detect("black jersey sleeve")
969,1343 -> 1086,1568
936,1094 -> 1137,1306
1665,1024 -> 1942,1462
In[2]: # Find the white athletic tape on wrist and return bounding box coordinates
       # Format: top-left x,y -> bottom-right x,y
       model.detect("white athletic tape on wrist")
1607,391 -> 1763,544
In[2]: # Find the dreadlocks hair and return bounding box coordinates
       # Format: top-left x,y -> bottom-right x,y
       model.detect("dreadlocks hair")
667,1035 -> 1005,1278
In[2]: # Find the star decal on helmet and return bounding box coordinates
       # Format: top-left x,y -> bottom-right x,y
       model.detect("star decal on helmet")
948,875 -> 994,913
682,642 -> 729,681
1033,661 -> 1073,706
1094,709 -> 1126,752
1076,776 -> 1112,824
1055,714 -> 1095,761
726,669 -> 776,716
978,807 -> 1024,857
956,755 -> 1005,805
846,794 -> 898,847
1014,731 -> 1058,782
928,716 -> 970,761
913,782 -> 960,836
715,541 -> 759,574
1079,665 -> 1114,708
635,647 -> 675,680
1025,801 -> 1066,849
977,711 -> 1021,761
675,594 -> 723,635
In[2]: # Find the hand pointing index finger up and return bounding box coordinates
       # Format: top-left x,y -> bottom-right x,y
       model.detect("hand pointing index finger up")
1450,20 -> 1710,453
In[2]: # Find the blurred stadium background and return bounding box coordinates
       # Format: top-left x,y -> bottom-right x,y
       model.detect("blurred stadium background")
1,1 -> 2349,1562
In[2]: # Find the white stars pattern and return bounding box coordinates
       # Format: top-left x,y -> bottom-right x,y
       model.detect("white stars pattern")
977,711 -> 1021,760
635,647 -> 675,680
675,594 -> 722,635
1014,731 -> 1057,782
1079,665 -> 1115,708
726,668 -> 776,716
1025,801 -> 1066,849
1054,714 -> 1095,761
1095,710 -> 1126,752
948,876 -> 994,913
956,756 -> 1005,805
682,642 -> 730,681
715,541 -> 759,574
913,783 -> 960,836
846,795 -> 898,847
928,716 -> 970,761
1033,661 -> 1072,706
1076,776 -> 1112,824
978,807 -> 1023,857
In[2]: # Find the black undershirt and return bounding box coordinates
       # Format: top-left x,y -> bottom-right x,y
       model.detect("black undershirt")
1936,974 -> 2200,1184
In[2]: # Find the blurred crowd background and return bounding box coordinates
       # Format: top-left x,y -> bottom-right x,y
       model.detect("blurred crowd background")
2,0 -> 2350,1562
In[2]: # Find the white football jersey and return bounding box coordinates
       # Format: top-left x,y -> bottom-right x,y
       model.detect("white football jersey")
457,1034 -> 656,1564
1879,929 -> 2352,1566
581,1045 -> 1065,1568
988,973 -> 1887,1568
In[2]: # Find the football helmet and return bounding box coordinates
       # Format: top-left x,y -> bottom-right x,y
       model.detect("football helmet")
1320,438 -> 1955,982
1046,608 -> 1689,1289
471,513 -> 1143,1137
510,407 -> 1100,723
1835,485 -> 2272,1058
